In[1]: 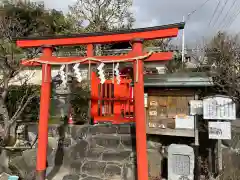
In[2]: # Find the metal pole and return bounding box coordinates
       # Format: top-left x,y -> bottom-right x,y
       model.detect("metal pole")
182,16 -> 185,63
194,94 -> 200,180
217,120 -> 222,174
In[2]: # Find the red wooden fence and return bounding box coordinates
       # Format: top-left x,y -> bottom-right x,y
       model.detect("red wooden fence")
91,72 -> 134,124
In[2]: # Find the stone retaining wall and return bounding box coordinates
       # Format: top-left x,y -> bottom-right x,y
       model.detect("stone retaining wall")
0,124 -> 163,180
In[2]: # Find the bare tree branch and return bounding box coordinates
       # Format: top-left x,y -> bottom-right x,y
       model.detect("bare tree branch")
10,93 -> 37,124
68,0 -> 134,32
204,32 -> 240,101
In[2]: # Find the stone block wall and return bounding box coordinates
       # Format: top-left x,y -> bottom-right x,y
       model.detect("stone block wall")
1,124 -> 163,180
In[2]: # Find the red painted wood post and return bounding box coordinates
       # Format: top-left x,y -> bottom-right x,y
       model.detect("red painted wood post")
132,38 -> 148,180
87,44 -> 94,123
36,46 -> 52,180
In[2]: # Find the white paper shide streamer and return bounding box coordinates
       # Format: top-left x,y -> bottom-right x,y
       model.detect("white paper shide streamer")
114,62 -> 120,84
73,63 -> 83,83
59,65 -> 67,88
97,62 -> 106,84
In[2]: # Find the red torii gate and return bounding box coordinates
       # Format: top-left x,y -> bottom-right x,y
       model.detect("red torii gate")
16,22 -> 184,180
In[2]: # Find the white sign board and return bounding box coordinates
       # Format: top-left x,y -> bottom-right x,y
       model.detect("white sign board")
208,121 -> 231,140
175,115 -> 194,129
189,100 -> 203,115
144,93 -> 148,107
203,96 -> 236,120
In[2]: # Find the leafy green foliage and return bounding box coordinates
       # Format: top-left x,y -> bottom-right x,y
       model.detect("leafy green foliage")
143,39 -> 171,49
0,0 -> 73,37
165,51 -> 187,73
70,79 -> 91,124
0,0 -> 75,128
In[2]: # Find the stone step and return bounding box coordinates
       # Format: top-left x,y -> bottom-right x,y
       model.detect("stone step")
67,159 -> 135,180
90,134 -> 136,150
27,124 -> 136,137
89,124 -> 136,135
63,138 -> 135,165
86,147 -> 135,162
70,124 -> 136,141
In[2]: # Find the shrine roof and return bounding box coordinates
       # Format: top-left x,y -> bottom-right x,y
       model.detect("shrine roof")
16,22 -> 185,40
144,72 -> 214,87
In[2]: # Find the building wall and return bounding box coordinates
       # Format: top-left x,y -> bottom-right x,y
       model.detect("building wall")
7,69 -> 59,86
7,68 -> 89,86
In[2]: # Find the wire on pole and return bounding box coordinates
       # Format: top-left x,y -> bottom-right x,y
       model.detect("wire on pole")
208,0 -> 221,26
218,0 -> 238,30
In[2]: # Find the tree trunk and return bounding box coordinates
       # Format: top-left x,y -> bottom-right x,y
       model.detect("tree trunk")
0,97 -> 15,146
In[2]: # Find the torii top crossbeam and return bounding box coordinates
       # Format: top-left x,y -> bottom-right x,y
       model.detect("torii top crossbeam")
15,22 -> 184,180
16,22 -> 184,47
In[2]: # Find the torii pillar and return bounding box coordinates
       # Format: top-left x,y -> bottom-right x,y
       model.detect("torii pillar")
132,38 -> 148,179
36,45 -> 53,179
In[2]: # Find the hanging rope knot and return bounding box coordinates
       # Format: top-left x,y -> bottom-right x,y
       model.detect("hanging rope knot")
114,62 -> 120,84
112,61 -> 114,84
73,63 -> 82,83
97,62 -> 105,84
59,64 -> 67,88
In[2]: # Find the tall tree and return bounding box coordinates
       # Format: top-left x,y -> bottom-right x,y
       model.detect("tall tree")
205,32 -> 240,100
0,0 -> 72,146
68,0 -> 135,32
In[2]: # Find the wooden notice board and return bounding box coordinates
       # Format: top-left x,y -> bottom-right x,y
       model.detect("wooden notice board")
147,89 -> 194,129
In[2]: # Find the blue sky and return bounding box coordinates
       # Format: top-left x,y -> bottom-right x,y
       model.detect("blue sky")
33,0 -> 240,46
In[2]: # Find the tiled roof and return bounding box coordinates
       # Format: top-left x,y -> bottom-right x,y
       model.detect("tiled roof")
144,72 -> 214,87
